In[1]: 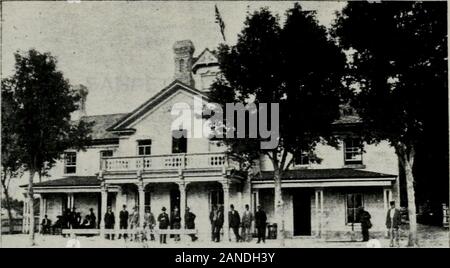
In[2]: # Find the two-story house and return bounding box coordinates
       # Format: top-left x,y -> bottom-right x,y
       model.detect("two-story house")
22,40 -> 399,241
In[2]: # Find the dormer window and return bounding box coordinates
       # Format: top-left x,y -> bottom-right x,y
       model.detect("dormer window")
64,152 -> 77,174
344,138 -> 363,165
137,140 -> 152,156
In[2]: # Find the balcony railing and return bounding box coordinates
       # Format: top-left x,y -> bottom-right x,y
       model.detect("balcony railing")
102,153 -> 239,172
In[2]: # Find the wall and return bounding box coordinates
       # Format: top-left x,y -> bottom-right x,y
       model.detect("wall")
258,187 -> 388,240
118,90 -> 224,156
260,140 -> 399,175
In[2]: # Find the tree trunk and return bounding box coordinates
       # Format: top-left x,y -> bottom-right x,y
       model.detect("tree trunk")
404,157 -> 419,247
1,177 -> 14,234
273,168 -> 285,246
28,169 -> 36,246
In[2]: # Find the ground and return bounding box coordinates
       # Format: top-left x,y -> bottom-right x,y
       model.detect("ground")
1,224 -> 448,248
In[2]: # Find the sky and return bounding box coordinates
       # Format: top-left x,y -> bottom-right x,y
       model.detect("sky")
2,1 -> 347,116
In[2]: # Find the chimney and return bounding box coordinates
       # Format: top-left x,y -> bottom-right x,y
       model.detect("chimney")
72,84 -> 88,120
173,40 -> 195,87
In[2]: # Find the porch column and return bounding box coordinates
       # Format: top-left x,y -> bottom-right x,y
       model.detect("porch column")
315,188 -> 324,238
100,186 -> 107,236
38,194 -> 44,233
221,180 -> 230,242
383,188 -> 388,212
387,189 -> 392,203
315,190 -> 319,237
138,182 -> 145,230
115,188 -> 123,233
178,181 -> 187,225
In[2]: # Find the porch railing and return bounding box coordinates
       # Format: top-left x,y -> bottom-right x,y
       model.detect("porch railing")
102,152 -> 239,172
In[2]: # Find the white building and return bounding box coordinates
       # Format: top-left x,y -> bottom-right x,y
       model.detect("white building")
22,40 -> 399,241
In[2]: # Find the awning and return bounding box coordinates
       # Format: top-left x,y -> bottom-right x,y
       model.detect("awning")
253,168 -> 396,188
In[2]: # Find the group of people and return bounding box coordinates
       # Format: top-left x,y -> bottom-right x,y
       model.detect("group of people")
210,204 -> 268,243
103,205 -> 198,244
358,201 -> 403,247
41,207 -> 97,235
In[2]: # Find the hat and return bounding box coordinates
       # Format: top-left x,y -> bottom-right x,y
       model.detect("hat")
162,207 -> 167,211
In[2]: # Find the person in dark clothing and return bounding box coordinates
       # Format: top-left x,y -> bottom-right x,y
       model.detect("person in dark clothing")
63,208 -> 71,229
118,205 -> 129,239
70,207 -> 78,228
171,206 -> 181,241
209,205 -> 218,241
143,207 -> 156,241
185,207 -> 198,242
228,204 -> 241,242
358,206 -> 372,242
104,206 -> 115,240
386,201 -> 402,247
158,207 -> 170,244
81,215 -> 91,229
213,205 -> 224,242
255,205 -> 267,243
41,215 -> 51,234
52,216 -> 63,235
88,208 -> 97,228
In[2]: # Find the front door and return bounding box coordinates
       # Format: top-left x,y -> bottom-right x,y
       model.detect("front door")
293,190 -> 312,236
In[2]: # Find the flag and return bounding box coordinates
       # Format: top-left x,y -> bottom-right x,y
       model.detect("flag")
215,4 -> 226,41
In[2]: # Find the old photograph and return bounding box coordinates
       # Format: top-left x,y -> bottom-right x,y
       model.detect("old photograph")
0,0 -> 448,249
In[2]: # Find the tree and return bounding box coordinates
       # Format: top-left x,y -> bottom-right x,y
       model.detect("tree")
2,49 -> 92,245
208,4 -> 347,245
1,84 -> 23,234
333,1 -> 447,247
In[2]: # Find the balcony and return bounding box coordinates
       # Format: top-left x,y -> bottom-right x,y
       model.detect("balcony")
101,152 -> 239,173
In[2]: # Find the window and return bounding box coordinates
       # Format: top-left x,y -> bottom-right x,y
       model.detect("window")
64,152 -> 77,174
137,140 -> 152,156
294,151 -> 310,166
172,129 -> 187,154
344,138 -> 363,165
346,193 -> 363,224
178,59 -> 185,72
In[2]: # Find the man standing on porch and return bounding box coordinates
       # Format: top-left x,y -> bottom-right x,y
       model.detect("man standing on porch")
104,206 -> 115,240
386,201 -> 402,247
158,207 -> 170,244
228,204 -> 241,242
209,205 -> 218,241
241,204 -> 253,242
119,205 -> 129,239
255,205 -> 267,244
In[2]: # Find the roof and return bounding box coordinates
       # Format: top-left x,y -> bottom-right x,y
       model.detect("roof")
257,168 -> 396,181
22,176 -> 100,188
80,113 -> 128,140
108,80 -> 209,132
192,48 -> 218,74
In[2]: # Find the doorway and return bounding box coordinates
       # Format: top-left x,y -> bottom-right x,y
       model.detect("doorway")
170,188 -> 180,213
293,189 -> 312,236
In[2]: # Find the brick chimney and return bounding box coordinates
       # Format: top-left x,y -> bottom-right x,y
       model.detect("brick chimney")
72,84 -> 88,120
173,40 -> 195,87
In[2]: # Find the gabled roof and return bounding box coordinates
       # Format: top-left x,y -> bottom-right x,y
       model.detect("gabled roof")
80,113 -> 128,140
21,176 -> 100,188
258,168 -> 395,181
192,48 -> 218,74
107,80 -> 209,132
